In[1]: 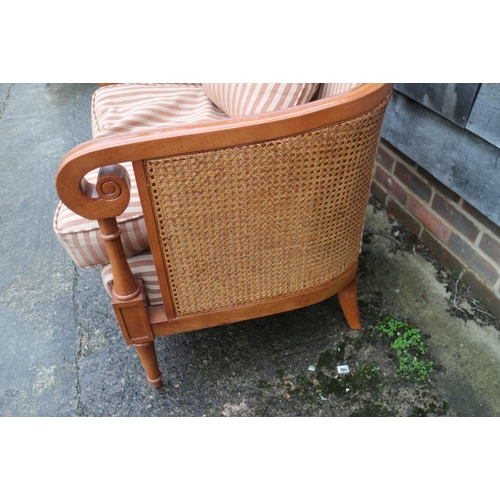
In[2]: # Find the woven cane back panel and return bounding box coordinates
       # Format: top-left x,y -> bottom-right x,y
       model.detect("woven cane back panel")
145,98 -> 389,316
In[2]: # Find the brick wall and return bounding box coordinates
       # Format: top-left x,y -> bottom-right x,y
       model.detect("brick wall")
372,138 -> 500,319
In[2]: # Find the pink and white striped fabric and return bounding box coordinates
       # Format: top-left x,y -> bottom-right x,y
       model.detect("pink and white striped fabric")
202,83 -> 319,118
101,252 -> 163,306
315,83 -> 362,100
92,83 -> 228,137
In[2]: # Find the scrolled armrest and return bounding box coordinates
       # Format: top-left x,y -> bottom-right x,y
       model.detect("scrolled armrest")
56,160 -> 131,221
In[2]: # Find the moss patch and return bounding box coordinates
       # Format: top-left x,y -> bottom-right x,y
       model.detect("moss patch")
216,315 -> 451,417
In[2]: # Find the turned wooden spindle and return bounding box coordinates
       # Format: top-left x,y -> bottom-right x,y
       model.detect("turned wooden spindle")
98,217 -> 141,300
95,174 -> 163,388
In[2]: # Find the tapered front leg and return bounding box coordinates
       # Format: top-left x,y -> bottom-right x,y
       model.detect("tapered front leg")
133,341 -> 163,387
338,276 -> 362,330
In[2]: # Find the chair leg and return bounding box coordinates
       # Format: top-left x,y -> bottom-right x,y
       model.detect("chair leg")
133,341 -> 163,387
338,276 -> 362,330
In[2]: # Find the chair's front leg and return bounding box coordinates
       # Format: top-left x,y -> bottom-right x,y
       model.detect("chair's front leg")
133,342 -> 163,387
110,286 -> 163,388
99,216 -> 163,388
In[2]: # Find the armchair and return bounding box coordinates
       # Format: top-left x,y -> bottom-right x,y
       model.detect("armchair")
54,83 -> 392,387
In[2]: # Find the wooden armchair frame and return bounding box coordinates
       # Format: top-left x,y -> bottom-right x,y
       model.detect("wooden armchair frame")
56,83 -> 393,387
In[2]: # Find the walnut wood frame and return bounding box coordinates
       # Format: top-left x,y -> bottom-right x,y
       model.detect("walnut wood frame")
56,83 -> 393,387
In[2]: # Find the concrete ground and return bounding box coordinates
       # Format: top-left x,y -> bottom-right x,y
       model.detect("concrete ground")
1,83 -> 500,417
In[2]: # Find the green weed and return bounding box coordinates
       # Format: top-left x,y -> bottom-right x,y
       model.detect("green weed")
375,317 -> 434,382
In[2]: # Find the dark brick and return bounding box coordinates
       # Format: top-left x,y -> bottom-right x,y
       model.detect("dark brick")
432,194 -> 480,242
461,270 -> 500,321
374,166 -> 408,205
416,166 -> 461,203
379,139 -> 416,167
407,195 -> 451,242
386,196 -> 422,236
370,180 -> 387,206
375,145 -> 395,172
419,229 -> 465,275
479,233 -> 500,264
420,230 -> 500,321
394,162 -> 432,202
462,200 -> 500,239
448,232 -> 499,287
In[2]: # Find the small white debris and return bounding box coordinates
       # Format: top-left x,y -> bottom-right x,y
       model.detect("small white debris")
320,394 -> 327,401
337,365 -> 350,374
345,388 -> 350,393
394,288 -> 400,293
308,365 -> 316,371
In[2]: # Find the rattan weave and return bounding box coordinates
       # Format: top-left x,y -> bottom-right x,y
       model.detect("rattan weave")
145,97 -> 389,316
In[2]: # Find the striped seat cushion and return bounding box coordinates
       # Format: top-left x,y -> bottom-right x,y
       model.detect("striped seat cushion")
202,83 -> 319,118
101,252 -> 163,306
55,83 -> 230,268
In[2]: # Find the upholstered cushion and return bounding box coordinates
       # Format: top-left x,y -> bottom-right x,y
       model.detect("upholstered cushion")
102,252 -> 163,306
55,83 -> 231,268
316,83 -> 362,100
202,83 -> 319,118
92,83 -> 228,137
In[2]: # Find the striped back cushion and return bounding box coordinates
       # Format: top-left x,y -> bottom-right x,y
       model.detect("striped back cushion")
202,83 -> 319,118
316,83 -> 362,100
92,83 -> 228,138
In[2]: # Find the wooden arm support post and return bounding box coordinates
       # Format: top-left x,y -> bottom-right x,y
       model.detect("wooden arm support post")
57,162 -> 162,387
97,216 -> 162,387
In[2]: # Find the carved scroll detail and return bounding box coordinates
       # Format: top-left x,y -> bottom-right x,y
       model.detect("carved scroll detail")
96,175 -> 126,200
57,163 -> 131,221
